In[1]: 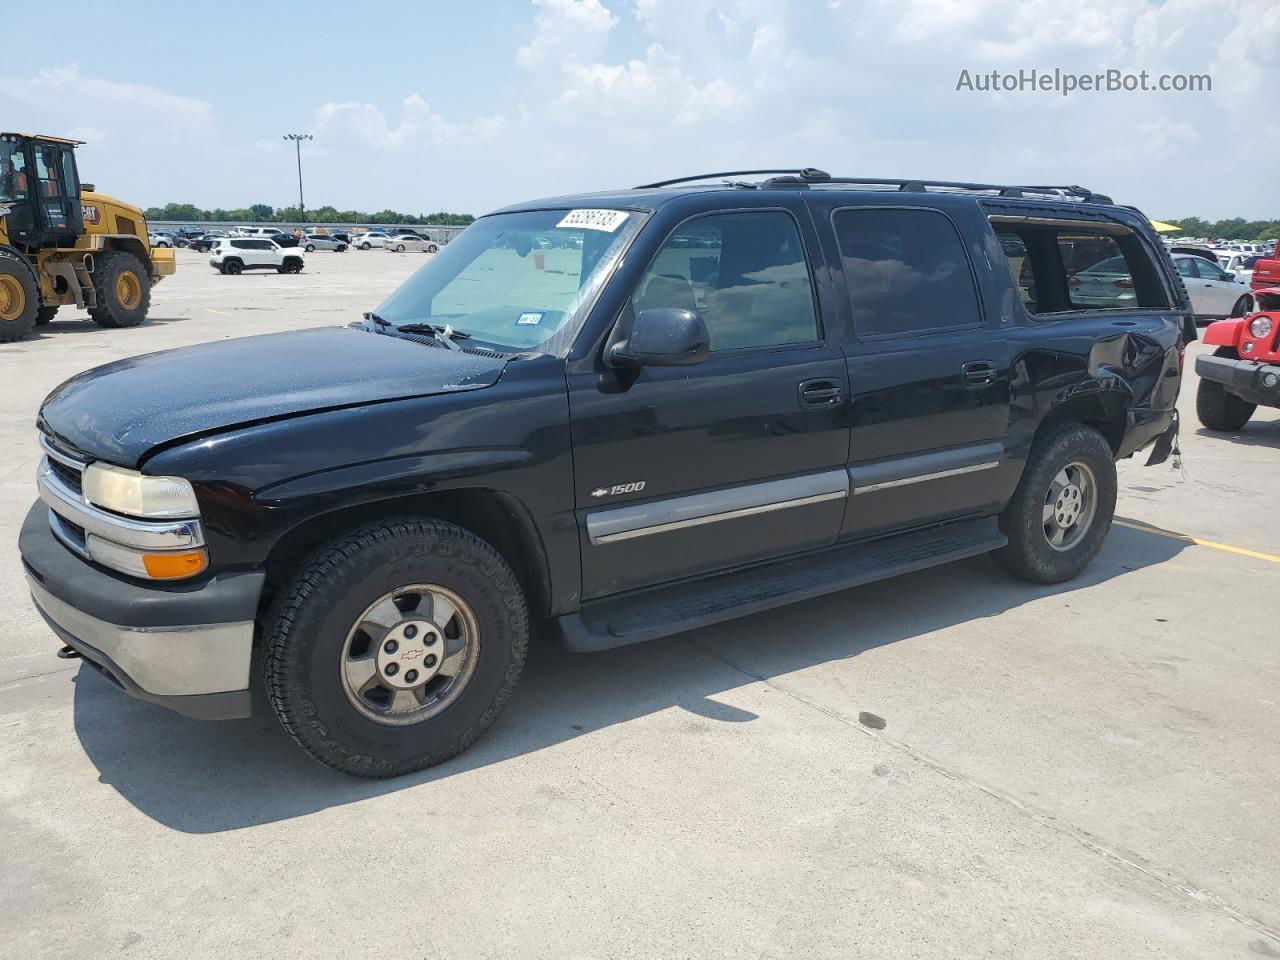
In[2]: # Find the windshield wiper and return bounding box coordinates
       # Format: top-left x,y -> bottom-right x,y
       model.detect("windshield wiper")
363,312 -> 472,349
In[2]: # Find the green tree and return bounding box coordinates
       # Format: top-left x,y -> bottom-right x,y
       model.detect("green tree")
249,203 -> 274,220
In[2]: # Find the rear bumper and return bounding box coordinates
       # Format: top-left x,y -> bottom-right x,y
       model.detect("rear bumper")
150,245 -> 176,279
19,502 -> 261,720
1195,354 -> 1280,407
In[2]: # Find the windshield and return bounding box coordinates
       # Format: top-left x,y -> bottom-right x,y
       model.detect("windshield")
373,208 -> 642,353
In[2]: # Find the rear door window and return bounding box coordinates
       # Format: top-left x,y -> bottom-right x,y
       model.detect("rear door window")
833,207 -> 982,338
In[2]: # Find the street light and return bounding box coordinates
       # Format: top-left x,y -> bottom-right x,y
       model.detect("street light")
282,133 -> 313,223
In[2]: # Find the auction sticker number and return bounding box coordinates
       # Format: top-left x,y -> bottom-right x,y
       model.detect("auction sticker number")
556,209 -> 629,233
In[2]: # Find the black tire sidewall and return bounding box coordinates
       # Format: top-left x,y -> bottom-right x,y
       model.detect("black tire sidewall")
0,252 -> 39,342
91,251 -> 150,327
225,260 -> 242,275
997,424 -> 1117,583
267,520 -> 528,775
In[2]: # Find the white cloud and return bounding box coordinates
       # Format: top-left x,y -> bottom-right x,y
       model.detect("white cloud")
517,0 -> 618,67
314,94 -> 507,150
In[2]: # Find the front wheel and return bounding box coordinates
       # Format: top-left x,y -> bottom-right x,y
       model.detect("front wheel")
264,518 -> 529,778
305,244 -> 316,252
1230,295 -> 1253,318
395,243 -> 405,252
994,423 -> 1117,584
1197,348 -> 1256,430
89,250 -> 151,328
282,258 -> 303,274
426,243 -> 438,254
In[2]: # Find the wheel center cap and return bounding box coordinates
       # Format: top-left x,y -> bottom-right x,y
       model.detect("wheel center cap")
376,620 -> 442,689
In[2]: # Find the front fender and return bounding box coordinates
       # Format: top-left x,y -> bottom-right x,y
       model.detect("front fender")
1202,318 -> 1244,349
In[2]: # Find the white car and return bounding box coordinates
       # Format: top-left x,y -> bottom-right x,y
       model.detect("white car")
352,232 -> 392,250
1172,253 -> 1253,321
209,238 -> 305,275
302,234 -> 348,252
148,233 -> 172,248
1219,253 -> 1263,287
383,233 -> 440,253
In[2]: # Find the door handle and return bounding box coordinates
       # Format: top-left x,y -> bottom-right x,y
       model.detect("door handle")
961,360 -> 997,387
798,378 -> 844,408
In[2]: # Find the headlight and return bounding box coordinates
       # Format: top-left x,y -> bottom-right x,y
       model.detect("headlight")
82,463 -> 199,519
1249,315 -> 1274,340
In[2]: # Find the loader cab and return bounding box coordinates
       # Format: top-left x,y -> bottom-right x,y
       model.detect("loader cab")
0,133 -> 83,248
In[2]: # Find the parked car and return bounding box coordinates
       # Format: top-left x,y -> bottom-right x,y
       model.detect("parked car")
329,231 -> 353,245
19,170 -> 1188,777
268,232 -> 302,249
1196,287 -> 1280,430
384,233 -> 439,253
147,232 -> 172,248
353,231 -> 392,250
1218,253 -> 1262,287
1172,254 -> 1254,320
303,234 -> 348,252
208,238 -> 304,274
188,231 -> 227,253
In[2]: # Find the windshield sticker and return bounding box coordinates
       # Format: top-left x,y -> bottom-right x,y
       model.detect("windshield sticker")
556,209 -> 629,233
516,311 -> 544,326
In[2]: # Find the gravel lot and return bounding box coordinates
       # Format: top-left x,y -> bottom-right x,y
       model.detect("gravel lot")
2,246 -> 1278,959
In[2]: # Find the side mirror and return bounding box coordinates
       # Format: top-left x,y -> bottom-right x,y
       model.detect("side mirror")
607,307 -> 710,368
1225,272 -> 1236,282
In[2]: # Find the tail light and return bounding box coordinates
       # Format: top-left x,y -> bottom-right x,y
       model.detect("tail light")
1177,339 -> 1186,373
1068,275 -> 1081,287
1114,278 -> 1134,289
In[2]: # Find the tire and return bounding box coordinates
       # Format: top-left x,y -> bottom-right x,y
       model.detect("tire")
360,242 -> 371,250
89,250 -> 151,328
305,244 -> 316,252
0,249 -> 39,342
427,243 -> 438,254
337,244 -> 347,253
1196,348 -> 1256,430
264,518 -> 529,778
35,306 -> 58,326
993,422 -> 1117,584
395,243 -> 406,253
1230,295 -> 1253,318
283,258 -> 303,274
222,260 -> 243,275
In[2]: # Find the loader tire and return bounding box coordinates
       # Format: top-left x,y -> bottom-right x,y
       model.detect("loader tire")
90,251 -> 150,329
0,249 -> 39,343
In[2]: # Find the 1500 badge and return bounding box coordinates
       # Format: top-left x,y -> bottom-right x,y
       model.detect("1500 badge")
591,482 -> 646,498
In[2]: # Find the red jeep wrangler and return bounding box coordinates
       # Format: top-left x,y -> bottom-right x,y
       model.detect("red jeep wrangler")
1196,287 -> 1280,430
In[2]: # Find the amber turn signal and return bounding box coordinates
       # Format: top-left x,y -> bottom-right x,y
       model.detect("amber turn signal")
141,550 -> 208,580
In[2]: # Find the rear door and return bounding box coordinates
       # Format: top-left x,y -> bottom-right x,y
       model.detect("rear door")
813,200 -> 1011,540
569,203 -> 851,599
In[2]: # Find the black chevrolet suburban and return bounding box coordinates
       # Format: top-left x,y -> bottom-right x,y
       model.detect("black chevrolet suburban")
20,169 -> 1191,777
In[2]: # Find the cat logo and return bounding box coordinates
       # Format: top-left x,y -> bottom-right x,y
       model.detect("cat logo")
81,204 -> 100,225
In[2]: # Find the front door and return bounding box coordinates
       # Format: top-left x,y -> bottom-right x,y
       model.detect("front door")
569,207 -> 850,600
823,204 -> 1012,539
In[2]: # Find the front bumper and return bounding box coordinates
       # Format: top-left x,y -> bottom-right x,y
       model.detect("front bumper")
19,502 -> 262,720
1195,354 -> 1280,407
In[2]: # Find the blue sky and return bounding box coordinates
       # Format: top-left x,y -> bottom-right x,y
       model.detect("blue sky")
2,0 -> 1276,219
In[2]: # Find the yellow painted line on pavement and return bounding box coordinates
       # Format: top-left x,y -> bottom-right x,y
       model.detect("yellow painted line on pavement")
1115,519 -> 1280,564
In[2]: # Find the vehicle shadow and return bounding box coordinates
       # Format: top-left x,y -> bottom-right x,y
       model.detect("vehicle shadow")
1192,421 -> 1280,448
71,523 -> 1187,833
18,317 -> 188,341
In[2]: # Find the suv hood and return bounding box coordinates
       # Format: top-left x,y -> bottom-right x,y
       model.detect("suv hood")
38,327 -> 508,467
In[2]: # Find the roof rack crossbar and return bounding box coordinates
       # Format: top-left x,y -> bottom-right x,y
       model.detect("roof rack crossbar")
637,169 -> 1111,203
635,168 -> 830,189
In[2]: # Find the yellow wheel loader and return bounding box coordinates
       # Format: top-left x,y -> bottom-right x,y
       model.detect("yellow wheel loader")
0,132 -> 174,342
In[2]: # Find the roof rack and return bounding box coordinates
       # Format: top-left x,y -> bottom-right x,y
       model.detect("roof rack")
635,169 -> 1112,204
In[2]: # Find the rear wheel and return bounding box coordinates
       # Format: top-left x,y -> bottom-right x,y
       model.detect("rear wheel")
89,250 -> 150,328
395,243 -> 406,252
1197,348 -> 1256,430
264,518 -> 529,778
305,244 -> 316,252
222,260 -> 243,275
994,423 -> 1116,584
0,251 -> 39,342
426,243 -> 438,254
360,242 -> 371,250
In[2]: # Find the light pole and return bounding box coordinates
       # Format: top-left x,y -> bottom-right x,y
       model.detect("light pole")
282,133 -> 313,223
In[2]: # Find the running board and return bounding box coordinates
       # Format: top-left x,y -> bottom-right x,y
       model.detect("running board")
554,517 -> 1006,652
